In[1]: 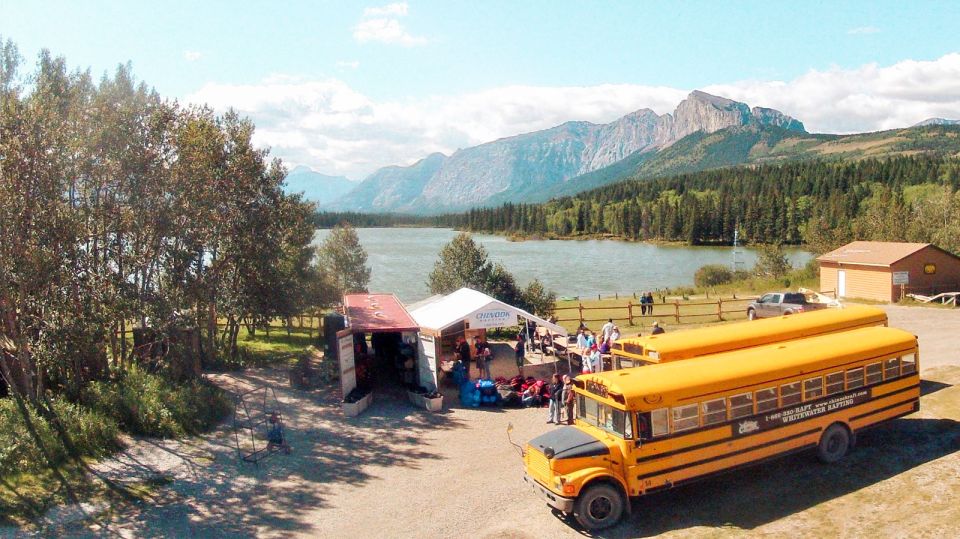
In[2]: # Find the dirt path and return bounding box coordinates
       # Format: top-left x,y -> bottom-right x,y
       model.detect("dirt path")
19,305 -> 960,538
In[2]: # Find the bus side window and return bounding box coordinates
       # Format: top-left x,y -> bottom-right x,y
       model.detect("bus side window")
672,404 -> 699,432
781,382 -> 801,406
865,362 -> 883,385
803,377 -> 823,401
884,358 -> 900,380
755,387 -> 777,413
846,367 -> 864,389
702,398 -> 726,426
901,353 -> 917,374
825,372 -> 844,395
729,392 -> 754,418
650,408 -> 669,437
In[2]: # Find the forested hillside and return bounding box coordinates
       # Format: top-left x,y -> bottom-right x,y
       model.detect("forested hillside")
458,155 -> 960,254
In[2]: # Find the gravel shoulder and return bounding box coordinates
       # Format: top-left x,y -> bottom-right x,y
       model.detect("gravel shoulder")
22,304 -> 960,538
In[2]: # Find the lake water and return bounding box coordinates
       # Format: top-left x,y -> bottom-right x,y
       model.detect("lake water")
313,228 -> 812,303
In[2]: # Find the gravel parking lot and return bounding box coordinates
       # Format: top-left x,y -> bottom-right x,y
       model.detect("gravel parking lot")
36,304 -> 960,538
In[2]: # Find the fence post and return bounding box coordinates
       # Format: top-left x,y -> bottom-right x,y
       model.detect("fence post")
578,302 -> 584,327
674,301 -> 680,324
717,299 -> 723,321
615,292 -> 618,300
627,301 -> 634,326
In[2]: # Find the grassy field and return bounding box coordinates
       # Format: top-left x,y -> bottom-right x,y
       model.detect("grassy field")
554,294 -> 756,335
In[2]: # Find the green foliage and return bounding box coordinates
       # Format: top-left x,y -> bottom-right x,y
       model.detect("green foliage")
521,279 -> 557,317
82,367 -> 231,438
694,264 -> 734,287
754,243 -> 792,279
0,398 -> 118,474
317,223 -> 371,298
446,154 -> 960,255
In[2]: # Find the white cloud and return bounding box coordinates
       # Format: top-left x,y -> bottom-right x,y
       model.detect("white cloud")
353,2 -> 426,46
353,18 -> 426,46
848,26 -> 881,35
187,54 -> 960,180
336,60 -> 360,70
183,50 -> 202,62
363,2 -> 408,17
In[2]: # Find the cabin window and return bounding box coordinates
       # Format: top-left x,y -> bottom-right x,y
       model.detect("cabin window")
901,353 -> 917,374
650,408 -> 669,437
671,404 -> 699,432
755,387 -> 778,413
780,382 -> 802,406
846,367 -> 864,389
729,393 -> 754,419
884,358 -> 900,380
866,362 -> 883,385
803,377 -> 824,400
702,398 -> 727,426
825,372 -> 845,396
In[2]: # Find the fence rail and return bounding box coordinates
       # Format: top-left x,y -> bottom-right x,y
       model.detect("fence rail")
553,296 -> 758,327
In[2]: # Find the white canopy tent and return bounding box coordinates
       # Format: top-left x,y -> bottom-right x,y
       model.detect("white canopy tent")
407,288 -> 568,388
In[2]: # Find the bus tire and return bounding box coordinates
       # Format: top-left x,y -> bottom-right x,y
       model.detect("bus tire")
573,482 -> 625,530
747,308 -> 757,321
817,423 -> 850,463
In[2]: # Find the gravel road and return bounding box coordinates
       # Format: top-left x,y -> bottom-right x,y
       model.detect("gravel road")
24,304 -> 960,538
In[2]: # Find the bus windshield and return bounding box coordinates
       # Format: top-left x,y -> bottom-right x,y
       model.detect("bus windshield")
577,395 -> 633,438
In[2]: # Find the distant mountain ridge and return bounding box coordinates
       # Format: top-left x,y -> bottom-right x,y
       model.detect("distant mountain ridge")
326,91 -> 805,213
323,92 -> 960,214
913,118 -> 960,126
283,166 -> 356,205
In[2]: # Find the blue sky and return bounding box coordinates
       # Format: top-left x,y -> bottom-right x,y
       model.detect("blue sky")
4,1 -> 960,178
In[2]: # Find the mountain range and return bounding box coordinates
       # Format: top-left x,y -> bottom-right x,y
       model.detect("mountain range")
283,166 -> 356,206
297,91 -> 960,214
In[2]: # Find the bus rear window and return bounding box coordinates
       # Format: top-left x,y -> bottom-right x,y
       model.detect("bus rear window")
781,382 -> 801,406
901,353 -> 916,374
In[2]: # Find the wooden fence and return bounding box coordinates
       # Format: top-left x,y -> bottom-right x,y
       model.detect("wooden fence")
553,296 -> 758,327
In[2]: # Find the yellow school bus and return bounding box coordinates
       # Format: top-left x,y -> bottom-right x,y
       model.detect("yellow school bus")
523,325 -> 918,529
611,305 -> 887,368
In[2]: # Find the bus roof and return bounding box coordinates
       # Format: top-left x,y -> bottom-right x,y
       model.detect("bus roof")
613,305 -> 887,363
583,326 -> 915,410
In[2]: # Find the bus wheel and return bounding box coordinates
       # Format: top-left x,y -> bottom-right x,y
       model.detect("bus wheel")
747,309 -> 757,320
817,424 -> 850,463
574,483 -> 625,530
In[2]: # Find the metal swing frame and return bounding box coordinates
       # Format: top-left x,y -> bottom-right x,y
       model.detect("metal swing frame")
232,384 -> 287,465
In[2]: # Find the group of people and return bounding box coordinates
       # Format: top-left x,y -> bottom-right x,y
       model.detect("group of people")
573,318 -> 622,373
638,291 -> 656,315
545,373 -> 576,425
455,335 -> 494,379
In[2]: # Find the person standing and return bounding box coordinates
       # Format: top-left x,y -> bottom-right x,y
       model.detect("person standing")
651,321 -> 665,335
562,375 -> 575,425
600,318 -> 615,343
548,374 -> 563,423
610,326 -> 621,343
646,292 -> 655,315
514,336 -> 526,377
457,337 -> 472,380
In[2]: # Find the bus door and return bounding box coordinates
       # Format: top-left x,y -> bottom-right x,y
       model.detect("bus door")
629,409 -> 669,493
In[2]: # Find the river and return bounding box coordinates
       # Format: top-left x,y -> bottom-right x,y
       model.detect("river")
312,228 -> 812,303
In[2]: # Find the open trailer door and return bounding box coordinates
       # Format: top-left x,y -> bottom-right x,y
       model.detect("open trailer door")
337,328 -> 357,399
416,333 -> 439,391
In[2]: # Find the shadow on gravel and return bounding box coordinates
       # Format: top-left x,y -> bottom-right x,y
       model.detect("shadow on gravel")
559,416 -> 960,538
920,378 -> 952,396
82,367 -> 466,537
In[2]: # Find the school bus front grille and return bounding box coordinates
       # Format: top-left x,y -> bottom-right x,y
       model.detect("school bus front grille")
527,448 -> 552,484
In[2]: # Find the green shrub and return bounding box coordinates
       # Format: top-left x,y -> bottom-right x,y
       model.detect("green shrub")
694,264 -> 734,287
0,397 -> 118,475
83,366 -> 231,438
